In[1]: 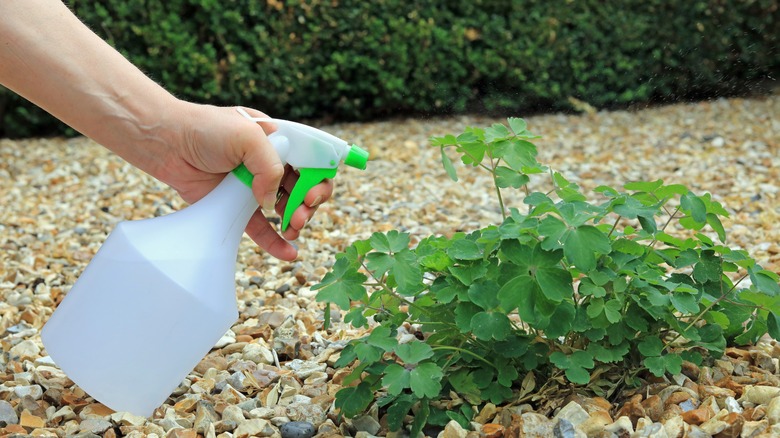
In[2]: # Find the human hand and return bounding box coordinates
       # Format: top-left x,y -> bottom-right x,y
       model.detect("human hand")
150,102 -> 333,261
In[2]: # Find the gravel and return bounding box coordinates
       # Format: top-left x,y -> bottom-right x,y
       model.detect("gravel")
0,92 -> 778,437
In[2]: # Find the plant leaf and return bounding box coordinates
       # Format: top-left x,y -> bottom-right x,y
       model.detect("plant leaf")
335,382 -> 374,418
638,337 -> 664,356
441,148 -> 458,181
395,341 -> 434,364
471,311 -> 512,341
410,363 -> 443,398
563,225 -> 611,272
314,257 -> 368,310
367,325 -> 399,352
382,364 -> 410,396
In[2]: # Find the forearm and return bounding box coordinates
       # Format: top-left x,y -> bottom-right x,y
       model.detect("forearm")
0,0 -> 182,177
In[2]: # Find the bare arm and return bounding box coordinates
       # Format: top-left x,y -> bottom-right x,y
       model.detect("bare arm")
0,0 -> 332,260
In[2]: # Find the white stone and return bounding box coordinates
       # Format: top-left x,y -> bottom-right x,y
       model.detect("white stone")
242,343 -> 274,364
724,396 -> 742,414
234,419 -> 274,438
766,395 -> 780,425
13,384 -> 42,400
10,340 -> 40,359
740,385 -> 780,405
440,420 -> 467,438
553,401 -> 589,427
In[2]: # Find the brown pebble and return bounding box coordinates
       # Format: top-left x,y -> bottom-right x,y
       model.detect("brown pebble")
681,407 -> 712,425
19,410 -> 45,428
726,347 -> 752,361
715,412 -> 745,438
235,334 -> 254,343
615,395 -> 645,427
681,360 -> 700,380
481,423 -> 504,438
665,391 -> 692,407
167,429 -> 198,438
194,354 -> 228,374
641,395 -> 664,422
1,425 -> 28,435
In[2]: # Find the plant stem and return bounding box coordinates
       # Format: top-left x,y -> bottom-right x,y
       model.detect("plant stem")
431,345 -> 495,367
485,145 -> 507,220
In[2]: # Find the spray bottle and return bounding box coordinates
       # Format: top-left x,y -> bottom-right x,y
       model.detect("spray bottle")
40,110 -> 369,416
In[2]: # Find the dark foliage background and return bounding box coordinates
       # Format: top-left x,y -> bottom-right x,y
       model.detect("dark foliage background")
1,0 -> 777,137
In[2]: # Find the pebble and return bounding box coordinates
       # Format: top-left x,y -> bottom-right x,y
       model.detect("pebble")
0,400 -> 18,426
280,421 -> 316,438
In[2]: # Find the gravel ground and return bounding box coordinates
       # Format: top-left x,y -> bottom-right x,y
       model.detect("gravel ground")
0,93 -> 778,437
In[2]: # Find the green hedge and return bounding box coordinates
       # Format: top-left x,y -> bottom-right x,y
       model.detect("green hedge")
1,0 -> 778,137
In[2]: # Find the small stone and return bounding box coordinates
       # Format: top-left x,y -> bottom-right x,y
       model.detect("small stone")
220,405 -> 245,424
682,407 -> 712,425
577,410 -> 612,436
33,366 -> 71,389
20,410 -> 46,428
553,418 -> 577,438
665,391 -> 693,407
641,395 -> 664,421
724,396 -> 742,414
10,340 -> 41,360
214,330 -> 236,348
741,419 -> 769,437
442,420 -> 467,438
0,400 -> 19,426
194,354 -> 228,374
167,429 -> 198,438
194,401 -> 219,434
303,371 -> 328,385
284,359 -> 326,379
248,407 -> 275,420
615,396 -> 646,424
172,396 -> 201,414
243,343 -> 274,364
79,403 -> 115,419
766,395 -> 780,424
680,399 -> 698,412
474,403 -> 497,424
104,412 -> 145,427
280,421 -> 316,438
50,406 -> 76,423
1,424 -> 28,435
14,385 -> 43,400
553,401 -> 589,427
80,418 -> 112,434
352,414 -> 381,435
663,415 -> 684,438
604,416 -> 634,436
739,385 -> 780,405
234,419 -> 274,438
480,423 -> 504,438
518,413 -> 553,436
285,403 -> 326,424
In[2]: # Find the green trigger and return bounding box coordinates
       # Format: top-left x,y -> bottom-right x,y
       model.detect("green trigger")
282,167 -> 338,231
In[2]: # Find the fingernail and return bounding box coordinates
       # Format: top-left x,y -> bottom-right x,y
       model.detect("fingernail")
263,193 -> 276,211
310,196 -> 323,207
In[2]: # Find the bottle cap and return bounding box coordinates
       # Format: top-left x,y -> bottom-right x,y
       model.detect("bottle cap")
345,144 -> 369,170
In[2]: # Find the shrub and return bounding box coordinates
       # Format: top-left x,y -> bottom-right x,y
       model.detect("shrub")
314,118 -> 780,435
1,0 -> 778,137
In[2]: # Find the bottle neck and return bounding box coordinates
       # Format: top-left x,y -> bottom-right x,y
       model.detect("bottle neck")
181,172 -> 259,251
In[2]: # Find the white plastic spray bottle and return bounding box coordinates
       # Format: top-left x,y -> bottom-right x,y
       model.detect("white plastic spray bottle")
40,110 -> 369,416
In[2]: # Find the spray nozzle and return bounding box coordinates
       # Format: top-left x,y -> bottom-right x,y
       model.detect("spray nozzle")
233,108 -> 368,231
